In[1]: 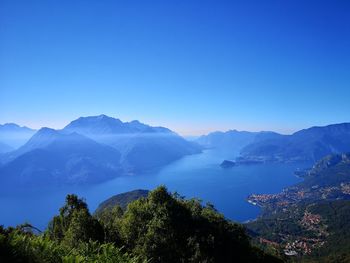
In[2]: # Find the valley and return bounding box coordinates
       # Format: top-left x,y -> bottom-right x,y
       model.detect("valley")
1,119 -> 350,262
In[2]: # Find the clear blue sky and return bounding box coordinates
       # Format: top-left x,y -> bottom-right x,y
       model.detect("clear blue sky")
1,0 -> 349,135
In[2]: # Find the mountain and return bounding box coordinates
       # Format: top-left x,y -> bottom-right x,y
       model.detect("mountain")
0,123 -> 36,149
2,127 -> 62,162
95,189 -> 149,215
196,130 -> 257,149
296,152 -> 350,189
63,115 -> 201,172
0,115 -> 201,186
64,114 -> 171,135
0,141 -> 13,154
246,153 -> 350,213
1,127 -> 71,163
196,130 -> 281,152
240,123 -> 350,163
307,152 -> 350,175
0,128 -> 122,185
245,153 -> 350,260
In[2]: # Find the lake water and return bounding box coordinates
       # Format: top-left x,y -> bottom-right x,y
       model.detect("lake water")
0,149 -> 309,230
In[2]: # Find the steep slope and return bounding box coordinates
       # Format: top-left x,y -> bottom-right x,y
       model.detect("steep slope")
0,128 -> 122,185
240,123 -> 350,162
3,127 -> 61,162
63,115 -> 201,172
296,153 -> 350,189
0,123 -> 36,149
0,142 -> 13,154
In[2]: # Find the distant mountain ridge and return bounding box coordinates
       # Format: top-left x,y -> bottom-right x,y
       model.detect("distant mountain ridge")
196,129 -> 282,152
239,123 -> 350,163
0,115 -> 200,186
0,128 -> 122,185
196,130 -> 257,149
0,123 -> 34,133
63,115 -> 201,172
5,128 -> 62,161
64,114 -> 172,135
0,123 -> 36,150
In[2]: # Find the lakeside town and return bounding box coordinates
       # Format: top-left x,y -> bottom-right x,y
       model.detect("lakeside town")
247,180 -> 350,257
247,182 -> 350,210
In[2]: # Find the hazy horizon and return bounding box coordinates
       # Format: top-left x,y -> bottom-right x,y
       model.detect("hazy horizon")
1,114 -> 350,137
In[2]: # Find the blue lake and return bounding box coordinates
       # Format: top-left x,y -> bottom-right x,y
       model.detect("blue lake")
0,149 -> 310,230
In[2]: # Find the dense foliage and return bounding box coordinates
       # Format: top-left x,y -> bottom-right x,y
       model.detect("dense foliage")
1,186 -> 281,262
0,225 -> 139,263
304,200 -> 350,262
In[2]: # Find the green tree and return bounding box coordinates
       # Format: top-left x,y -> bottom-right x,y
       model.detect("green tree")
115,186 -> 280,263
96,205 -> 124,243
47,194 -> 103,246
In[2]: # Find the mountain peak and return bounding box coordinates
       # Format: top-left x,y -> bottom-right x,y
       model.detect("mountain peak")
64,115 -> 124,131
74,115 -> 122,123
0,123 -> 35,132
130,120 -> 141,124
37,127 -> 58,134
96,114 -> 111,119
2,123 -> 20,128
63,115 -> 171,135
22,128 -> 60,149
0,123 -> 37,149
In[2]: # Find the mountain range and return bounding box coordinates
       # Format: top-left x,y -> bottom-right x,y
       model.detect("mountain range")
2,118 -> 350,186
196,129 -> 284,151
63,115 -> 200,172
240,123 -> 350,163
0,128 -> 122,185
0,115 -> 201,186
196,130 -> 258,150
197,123 -> 350,163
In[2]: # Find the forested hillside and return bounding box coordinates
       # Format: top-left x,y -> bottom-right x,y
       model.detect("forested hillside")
0,186 -> 281,263
246,153 -> 350,262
